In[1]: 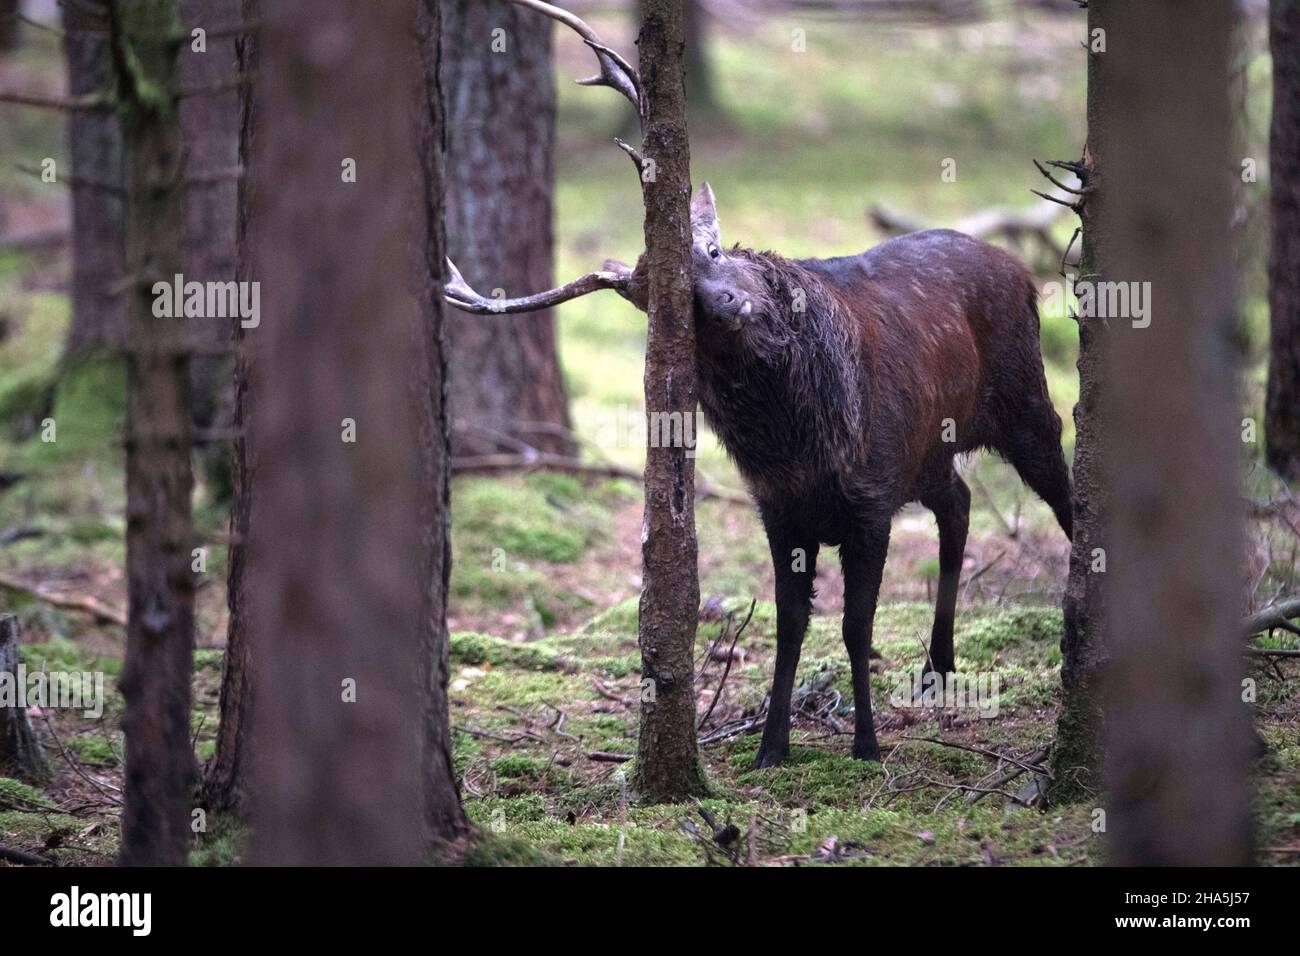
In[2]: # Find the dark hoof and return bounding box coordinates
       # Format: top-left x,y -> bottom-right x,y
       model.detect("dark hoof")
753,745 -> 789,769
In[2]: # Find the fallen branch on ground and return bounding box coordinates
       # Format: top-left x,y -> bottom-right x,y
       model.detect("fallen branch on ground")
0,573 -> 126,627
869,190 -> 1079,270
0,843 -> 51,865
1241,597 -> 1300,638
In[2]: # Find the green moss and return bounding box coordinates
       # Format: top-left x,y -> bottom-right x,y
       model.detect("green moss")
193,648 -> 224,672
0,776 -> 56,810
461,830 -> 559,866
65,735 -> 120,767
0,292 -> 66,436
733,745 -> 884,807
19,637 -> 121,677
450,632 -> 563,672
19,354 -> 127,467
492,753 -> 552,781
453,478 -> 602,564
189,813 -> 248,867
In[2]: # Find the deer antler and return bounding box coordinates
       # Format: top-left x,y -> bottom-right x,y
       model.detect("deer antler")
444,0 -> 645,317
444,258 -> 633,315
511,0 -> 641,117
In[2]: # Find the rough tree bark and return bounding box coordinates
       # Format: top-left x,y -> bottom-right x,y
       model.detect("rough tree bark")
180,0 -> 240,501
111,0 -> 198,867
250,0 -> 462,864
1266,0 -> 1300,482
442,0 -> 573,458
63,0 -> 127,355
1050,0 -> 1107,803
0,615 -> 50,783
632,0 -> 707,803
418,0 -> 470,845
204,0 -> 256,814
1103,0 -> 1251,866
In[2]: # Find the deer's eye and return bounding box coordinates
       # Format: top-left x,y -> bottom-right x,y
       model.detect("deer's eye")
707,243 -> 720,260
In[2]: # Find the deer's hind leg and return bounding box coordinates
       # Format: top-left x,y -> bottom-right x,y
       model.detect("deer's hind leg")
920,468 -> 970,676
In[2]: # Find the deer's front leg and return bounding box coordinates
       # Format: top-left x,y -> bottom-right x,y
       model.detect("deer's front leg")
841,517 -> 891,761
754,522 -> 819,769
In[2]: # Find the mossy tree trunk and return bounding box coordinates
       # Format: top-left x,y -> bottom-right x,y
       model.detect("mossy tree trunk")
1102,0 -> 1251,866
1050,0 -> 1107,803
632,0 -> 707,804
111,0 -> 198,867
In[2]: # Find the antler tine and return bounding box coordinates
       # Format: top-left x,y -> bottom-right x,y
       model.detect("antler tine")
510,0 -> 641,117
444,258 -> 633,315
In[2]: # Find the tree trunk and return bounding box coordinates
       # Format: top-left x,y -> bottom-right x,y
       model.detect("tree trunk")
1050,0 -> 1107,802
683,0 -> 716,118
1,0 -> 20,51
0,615 -> 50,783
418,0 -> 470,846
442,0 -> 573,458
1103,0 -> 1251,866
112,0 -> 197,868
249,0 -> 460,864
180,0 -> 240,503
63,0 -> 127,356
204,0 -> 257,814
1267,0 -> 1300,481
632,0 -> 707,803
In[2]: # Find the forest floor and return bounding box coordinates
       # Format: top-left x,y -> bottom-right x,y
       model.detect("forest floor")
2,5 -> 1298,866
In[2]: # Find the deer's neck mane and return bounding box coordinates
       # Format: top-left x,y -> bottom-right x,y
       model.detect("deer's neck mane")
696,251 -> 866,497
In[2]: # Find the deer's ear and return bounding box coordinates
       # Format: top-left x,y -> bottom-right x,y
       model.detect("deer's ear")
691,181 -> 721,247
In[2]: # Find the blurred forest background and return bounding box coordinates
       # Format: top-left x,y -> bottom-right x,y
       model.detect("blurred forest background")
0,0 -> 1296,867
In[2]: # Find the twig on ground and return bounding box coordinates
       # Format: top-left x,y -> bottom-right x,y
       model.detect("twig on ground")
698,599 -> 756,731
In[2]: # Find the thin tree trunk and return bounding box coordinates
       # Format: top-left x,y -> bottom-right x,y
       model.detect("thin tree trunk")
204,0 -> 257,814
249,0 -> 456,864
1267,0 -> 1300,481
1103,0 -> 1251,866
1050,0 -> 1107,802
112,0 -> 197,868
180,0 -> 240,501
419,0 -> 470,846
63,0 -> 126,356
632,0 -> 707,803
443,0 -> 573,458
0,615 -> 50,783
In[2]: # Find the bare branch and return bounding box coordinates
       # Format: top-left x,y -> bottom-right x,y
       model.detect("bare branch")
1241,597 -> 1300,637
0,89 -> 109,111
